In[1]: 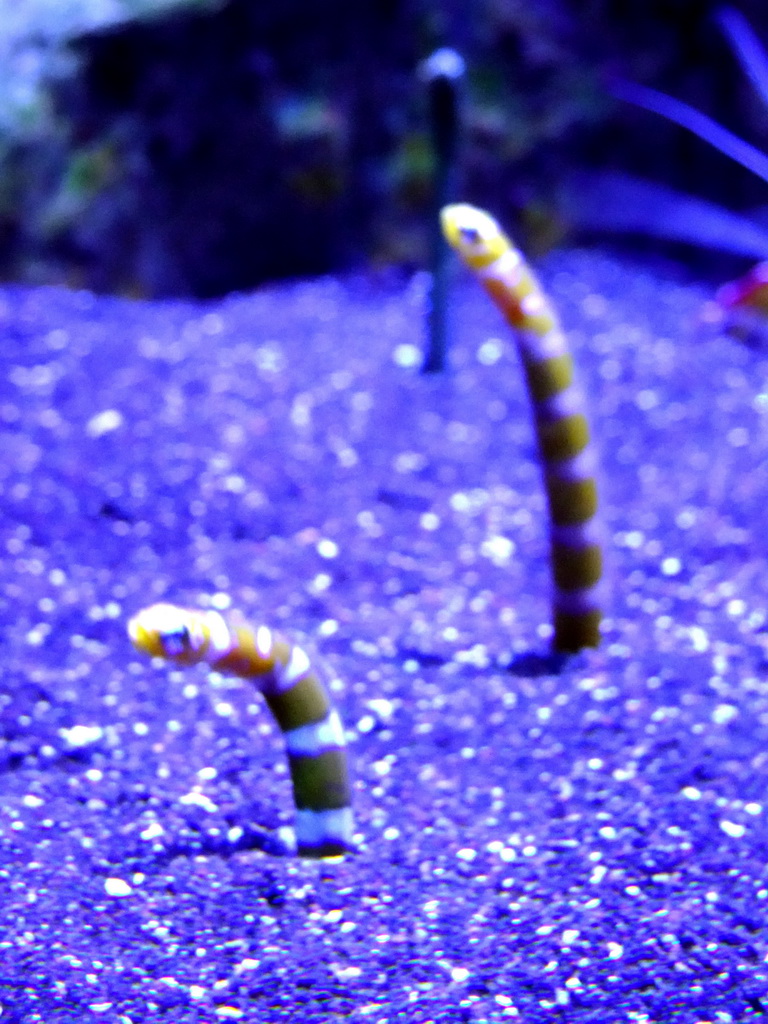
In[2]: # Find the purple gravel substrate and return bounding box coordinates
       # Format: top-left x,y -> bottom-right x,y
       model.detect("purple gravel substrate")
1,252 -> 768,1022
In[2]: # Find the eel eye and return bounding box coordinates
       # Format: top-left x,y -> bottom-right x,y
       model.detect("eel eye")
459,225 -> 481,245
162,625 -> 191,657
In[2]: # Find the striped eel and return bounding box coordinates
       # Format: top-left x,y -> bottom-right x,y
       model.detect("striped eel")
716,260 -> 768,314
441,203 -> 603,652
128,602 -> 353,857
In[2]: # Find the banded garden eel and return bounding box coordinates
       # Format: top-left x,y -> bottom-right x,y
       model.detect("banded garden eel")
441,203 -> 603,653
128,603 -> 354,858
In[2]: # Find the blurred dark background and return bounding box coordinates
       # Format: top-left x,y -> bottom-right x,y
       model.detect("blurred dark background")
2,0 -> 767,297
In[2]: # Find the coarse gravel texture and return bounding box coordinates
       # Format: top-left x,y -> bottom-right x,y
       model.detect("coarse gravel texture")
1,250 -> 768,1022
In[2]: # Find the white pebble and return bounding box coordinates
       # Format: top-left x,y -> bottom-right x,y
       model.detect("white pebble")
720,820 -> 746,839
104,877 -> 132,897
712,704 -> 738,725
86,409 -> 124,437
59,724 -> 103,748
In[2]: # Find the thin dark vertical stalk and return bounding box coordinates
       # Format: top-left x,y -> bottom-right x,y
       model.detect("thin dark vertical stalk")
420,47 -> 464,374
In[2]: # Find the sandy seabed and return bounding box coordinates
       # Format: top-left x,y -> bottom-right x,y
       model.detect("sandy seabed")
1,250 -> 767,1022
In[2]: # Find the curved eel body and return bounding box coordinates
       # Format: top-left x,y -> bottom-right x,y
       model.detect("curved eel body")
441,203 -> 604,652
129,602 -> 354,858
